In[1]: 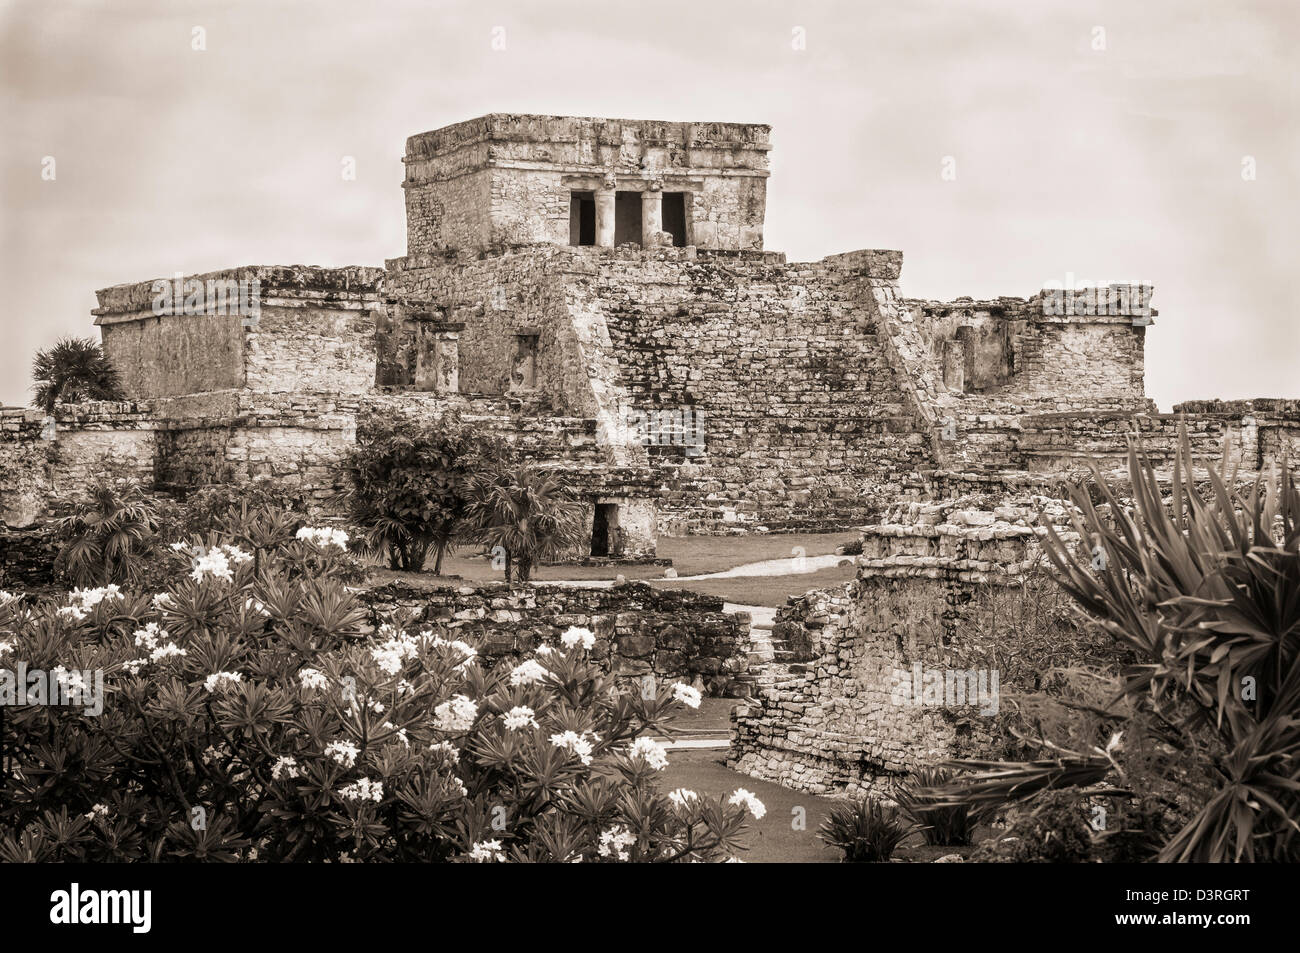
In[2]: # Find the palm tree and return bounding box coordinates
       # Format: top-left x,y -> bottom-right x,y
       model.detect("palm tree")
32,337 -> 125,413
55,479 -> 160,587
464,463 -> 583,583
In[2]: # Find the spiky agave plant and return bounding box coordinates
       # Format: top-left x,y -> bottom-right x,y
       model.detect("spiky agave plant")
929,425 -> 1300,862
31,337 -> 124,413
463,463 -> 583,583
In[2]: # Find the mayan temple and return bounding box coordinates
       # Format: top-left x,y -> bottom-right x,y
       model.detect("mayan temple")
2,113 -> 1297,796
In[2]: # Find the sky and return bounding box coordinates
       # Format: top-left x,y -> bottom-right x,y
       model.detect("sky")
1,0 -> 1296,411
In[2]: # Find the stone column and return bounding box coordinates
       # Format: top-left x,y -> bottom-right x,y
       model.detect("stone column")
595,189 -> 616,247
641,187 -> 663,247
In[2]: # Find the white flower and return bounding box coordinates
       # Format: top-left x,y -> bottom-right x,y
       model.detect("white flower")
628,737 -> 669,770
203,671 -> 241,692
222,544 -> 253,564
672,682 -> 702,709
52,666 -> 88,695
560,626 -> 596,650
338,778 -> 384,803
0,639 -> 14,659
502,706 -> 537,731
133,622 -> 167,650
68,585 -> 121,610
728,788 -> 767,820
243,598 -> 269,616
151,592 -> 173,610
535,644 -> 555,656
57,585 -> 120,623
272,756 -> 300,780
190,547 -> 234,584
434,694 -> 477,732
668,788 -> 699,810
429,740 -> 460,764
149,643 -> 186,662
298,667 -> 329,691
296,526 -> 349,550
84,803 -> 109,822
122,658 -> 148,675
468,839 -> 505,863
597,826 -> 636,861
324,740 -> 360,767
509,658 -> 549,686
371,628 -> 419,674
0,590 -> 19,606
169,542 -> 191,553
382,722 -> 410,747
549,730 -> 595,766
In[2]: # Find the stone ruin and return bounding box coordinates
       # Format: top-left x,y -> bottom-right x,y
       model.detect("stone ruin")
1,113 -> 1296,780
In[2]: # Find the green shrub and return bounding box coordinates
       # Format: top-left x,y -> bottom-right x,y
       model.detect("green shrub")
970,790 -> 1096,863
31,336 -> 124,413
345,412 -> 501,573
0,524 -> 758,862
54,479 -> 160,587
939,430 -> 1300,862
893,767 -> 977,846
817,797 -> 912,862
464,462 -> 584,583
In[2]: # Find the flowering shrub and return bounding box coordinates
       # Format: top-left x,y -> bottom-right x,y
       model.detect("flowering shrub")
0,528 -> 760,862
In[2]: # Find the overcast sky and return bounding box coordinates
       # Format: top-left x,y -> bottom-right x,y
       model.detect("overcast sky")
1,0 -> 1295,410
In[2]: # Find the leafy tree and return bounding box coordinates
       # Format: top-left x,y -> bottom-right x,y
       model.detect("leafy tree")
464,462 -> 584,583
345,412 -> 497,573
31,337 -> 125,413
54,478 -> 160,587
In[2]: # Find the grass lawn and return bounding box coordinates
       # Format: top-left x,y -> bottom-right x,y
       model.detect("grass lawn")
364,530 -> 862,593
648,562 -> 856,608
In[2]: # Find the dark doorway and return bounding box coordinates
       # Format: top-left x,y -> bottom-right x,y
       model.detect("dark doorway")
569,191 -> 595,245
614,191 -> 642,246
590,502 -> 620,557
662,192 -> 688,246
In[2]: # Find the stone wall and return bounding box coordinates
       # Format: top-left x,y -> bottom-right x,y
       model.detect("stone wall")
359,580 -> 752,696
729,500 -> 1068,796
402,114 -> 770,253
93,266 -> 384,401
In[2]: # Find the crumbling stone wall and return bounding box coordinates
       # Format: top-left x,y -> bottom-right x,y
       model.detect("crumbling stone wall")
360,580 -> 752,696
729,501 -> 1062,795
94,266 -> 384,400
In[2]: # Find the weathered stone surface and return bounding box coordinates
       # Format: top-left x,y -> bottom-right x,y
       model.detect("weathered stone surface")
358,580 -> 752,697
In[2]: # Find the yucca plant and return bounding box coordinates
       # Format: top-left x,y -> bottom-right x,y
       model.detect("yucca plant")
817,797 -> 913,862
54,478 -> 160,587
464,463 -> 583,583
893,767 -> 978,846
931,426 -> 1299,862
31,336 -> 125,413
